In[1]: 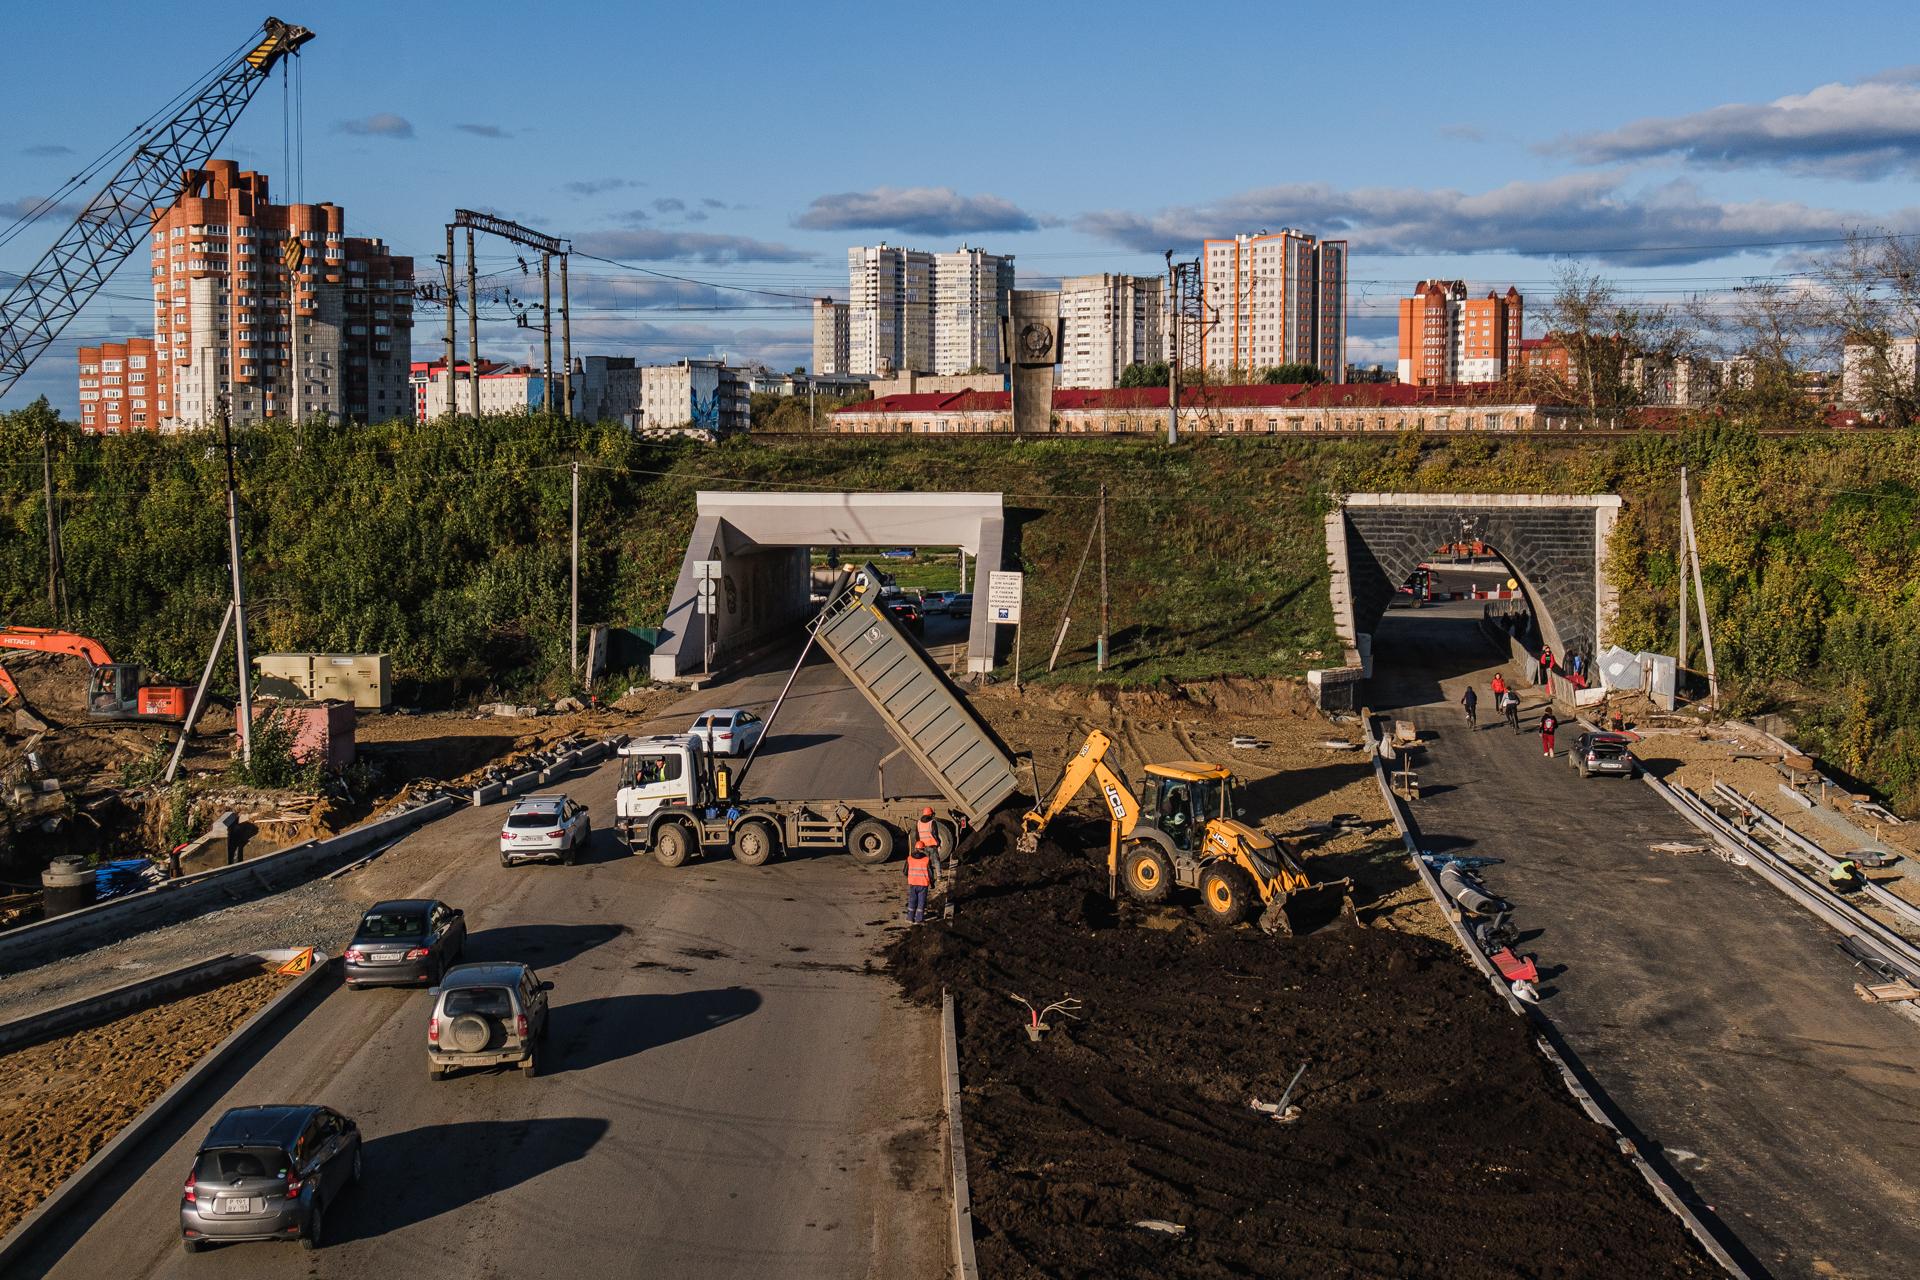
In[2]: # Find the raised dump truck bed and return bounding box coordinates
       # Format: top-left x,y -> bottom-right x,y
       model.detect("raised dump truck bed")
807,571 -> 1020,825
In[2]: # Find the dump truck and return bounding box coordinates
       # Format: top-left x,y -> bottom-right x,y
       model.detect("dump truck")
1019,728 -> 1357,935
615,566 -> 1021,867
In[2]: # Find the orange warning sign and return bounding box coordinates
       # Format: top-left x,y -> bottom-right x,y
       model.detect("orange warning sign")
276,947 -> 315,976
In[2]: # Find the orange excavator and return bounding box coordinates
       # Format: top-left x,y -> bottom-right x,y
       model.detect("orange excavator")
0,627 -> 190,722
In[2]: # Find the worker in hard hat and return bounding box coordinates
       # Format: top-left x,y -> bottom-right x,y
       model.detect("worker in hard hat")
905,806 -> 943,924
1829,859 -> 1863,893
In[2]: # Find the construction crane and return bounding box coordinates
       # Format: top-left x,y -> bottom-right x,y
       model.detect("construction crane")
0,16 -> 314,403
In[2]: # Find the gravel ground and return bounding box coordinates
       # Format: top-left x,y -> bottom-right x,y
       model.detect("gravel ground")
0,966 -> 290,1238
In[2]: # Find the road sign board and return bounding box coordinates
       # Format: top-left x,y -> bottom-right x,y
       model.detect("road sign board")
694,559 -> 721,579
987,570 -> 1023,625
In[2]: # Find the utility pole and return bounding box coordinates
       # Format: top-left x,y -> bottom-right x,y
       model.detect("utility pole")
1679,467 -> 1719,706
1097,484 -> 1109,671
1676,466 -> 1689,684
560,252 -> 573,419
570,460 -> 580,676
541,253 -> 554,415
220,399 -> 254,764
442,226 -> 456,417
41,422 -> 64,623
466,227 -> 480,416
1047,507 -> 1101,673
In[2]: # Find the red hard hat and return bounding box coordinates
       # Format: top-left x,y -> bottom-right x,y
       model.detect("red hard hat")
921,806 -> 934,818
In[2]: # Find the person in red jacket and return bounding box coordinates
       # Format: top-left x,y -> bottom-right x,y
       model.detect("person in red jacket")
1539,709 -> 1559,759
905,807 -> 944,924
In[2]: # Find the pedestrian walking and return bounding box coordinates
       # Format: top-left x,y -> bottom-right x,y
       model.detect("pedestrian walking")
1490,672 -> 1508,701
1539,709 -> 1558,758
1460,685 -> 1478,729
905,806 -> 943,924
1539,646 -> 1555,697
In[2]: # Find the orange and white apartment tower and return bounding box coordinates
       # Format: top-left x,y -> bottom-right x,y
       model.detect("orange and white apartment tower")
76,337 -> 158,432
1200,230 -> 1347,378
1396,280 -> 1523,385
85,160 -> 413,431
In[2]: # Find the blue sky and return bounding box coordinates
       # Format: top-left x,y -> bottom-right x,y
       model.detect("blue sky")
7,0 -> 1920,414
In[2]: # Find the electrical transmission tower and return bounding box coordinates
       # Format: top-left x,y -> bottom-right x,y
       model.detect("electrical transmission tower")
1163,253 -> 1206,443
0,17 -> 314,403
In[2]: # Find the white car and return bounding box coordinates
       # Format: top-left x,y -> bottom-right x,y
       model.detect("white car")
499,795 -> 591,866
688,708 -> 765,757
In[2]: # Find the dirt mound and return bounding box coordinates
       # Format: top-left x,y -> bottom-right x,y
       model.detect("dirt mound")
984,675 -> 1317,722
890,813 -> 1715,1279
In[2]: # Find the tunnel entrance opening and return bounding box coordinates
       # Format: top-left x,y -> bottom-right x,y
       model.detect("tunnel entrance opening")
1370,555 -> 1536,713
1319,493 -> 1621,709
652,493 -> 1006,681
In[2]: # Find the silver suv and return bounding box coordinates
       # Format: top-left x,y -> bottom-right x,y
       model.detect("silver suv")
427,962 -> 552,1080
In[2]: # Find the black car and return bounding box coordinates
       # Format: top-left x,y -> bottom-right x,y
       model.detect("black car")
947,592 -> 973,619
886,598 -> 924,634
181,1104 -> 360,1252
344,899 -> 466,987
1570,731 -> 1638,779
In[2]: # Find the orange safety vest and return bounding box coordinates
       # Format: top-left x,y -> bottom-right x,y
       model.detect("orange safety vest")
906,850 -> 932,887
915,816 -> 938,849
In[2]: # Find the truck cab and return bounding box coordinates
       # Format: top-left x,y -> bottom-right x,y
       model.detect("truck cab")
616,736 -> 702,825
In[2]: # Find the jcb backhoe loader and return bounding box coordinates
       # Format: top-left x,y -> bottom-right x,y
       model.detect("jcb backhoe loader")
1019,729 -> 1357,936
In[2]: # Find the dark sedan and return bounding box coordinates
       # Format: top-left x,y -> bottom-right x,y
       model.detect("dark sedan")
344,899 -> 466,987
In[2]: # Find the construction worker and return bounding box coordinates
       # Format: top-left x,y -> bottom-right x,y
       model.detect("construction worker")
905,806 -> 943,924
1460,685 -> 1478,729
1829,859 -> 1862,893
1539,709 -> 1558,758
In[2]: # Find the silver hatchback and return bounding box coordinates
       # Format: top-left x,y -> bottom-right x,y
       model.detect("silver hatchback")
180,1104 -> 360,1253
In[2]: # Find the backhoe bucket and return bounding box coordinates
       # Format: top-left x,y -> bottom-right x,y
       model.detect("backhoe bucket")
1258,879 -> 1359,937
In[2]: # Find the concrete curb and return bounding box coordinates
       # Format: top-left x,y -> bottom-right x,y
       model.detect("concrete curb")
941,989 -> 980,1280
0,798 -> 460,976
0,953 -> 260,1053
470,735 -> 624,807
0,953 -> 335,1272
1366,717 -> 1750,1278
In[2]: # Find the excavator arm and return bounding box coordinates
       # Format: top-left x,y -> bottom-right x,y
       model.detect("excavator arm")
0,627 -> 113,666
1018,729 -> 1142,849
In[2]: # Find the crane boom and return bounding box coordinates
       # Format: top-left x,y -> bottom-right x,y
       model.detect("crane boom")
0,16 -> 314,403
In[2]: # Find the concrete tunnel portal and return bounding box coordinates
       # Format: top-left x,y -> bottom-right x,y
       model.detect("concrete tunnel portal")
651,491 -> 1007,681
1323,493 -> 1624,683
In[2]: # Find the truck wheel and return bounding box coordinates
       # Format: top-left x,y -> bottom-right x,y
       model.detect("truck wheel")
935,821 -> 958,861
847,817 -> 896,865
731,821 -> 777,867
653,822 -> 693,868
1122,844 -> 1174,904
1199,863 -> 1257,926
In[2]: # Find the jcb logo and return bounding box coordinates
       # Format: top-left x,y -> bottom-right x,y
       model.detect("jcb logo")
1101,781 -> 1127,819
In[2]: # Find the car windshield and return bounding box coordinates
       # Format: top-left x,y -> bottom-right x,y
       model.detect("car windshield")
195,1147 -> 285,1182
358,910 -> 425,938
443,987 -> 513,1017
694,714 -> 731,729
507,810 -> 561,829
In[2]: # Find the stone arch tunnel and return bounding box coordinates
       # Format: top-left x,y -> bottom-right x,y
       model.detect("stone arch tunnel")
1324,493 -> 1623,676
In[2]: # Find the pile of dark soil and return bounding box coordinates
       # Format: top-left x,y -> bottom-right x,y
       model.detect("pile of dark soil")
889,814 -> 1716,1279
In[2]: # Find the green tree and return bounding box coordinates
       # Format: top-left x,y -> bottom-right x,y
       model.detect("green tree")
1119,361 -> 1170,388
1260,363 -> 1326,385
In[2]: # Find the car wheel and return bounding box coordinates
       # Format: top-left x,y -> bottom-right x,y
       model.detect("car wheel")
301,1200 -> 324,1251
1578,764 -> 1591,779
521,1043 -> 539,1077
429,1064 -> 446,1083
351,1146 -> 363,1185
181,1238 -> 204,1255
499,854 -> 511,868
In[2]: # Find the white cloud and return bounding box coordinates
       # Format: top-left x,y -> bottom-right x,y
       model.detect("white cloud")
1555,70 -> 1920,179
336,113 -> 414,140
1076,173 -> 1915,266
571,228 -> 811,264
795,185 -> 1046,235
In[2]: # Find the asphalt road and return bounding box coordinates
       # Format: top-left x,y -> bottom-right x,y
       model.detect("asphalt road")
1373,590 -> 1920,1280
16,630 -> 957,1279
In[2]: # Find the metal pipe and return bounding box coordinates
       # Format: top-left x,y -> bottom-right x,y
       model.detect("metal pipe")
733,572 -> 855,792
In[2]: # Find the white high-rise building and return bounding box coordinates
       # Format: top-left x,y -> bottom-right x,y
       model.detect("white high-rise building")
1200,229 -> 1346,378
1058,274 -> 1165,388
933,246 -> 1015,374
847,244 -> 933,376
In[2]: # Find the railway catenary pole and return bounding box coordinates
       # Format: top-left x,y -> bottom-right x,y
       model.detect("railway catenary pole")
220,400 -> 254,764
560,253 -> 573,418
542,253 -> 554,414
570,461 -> 580,675
466,228 -> 481,416
443,226 -> 456,416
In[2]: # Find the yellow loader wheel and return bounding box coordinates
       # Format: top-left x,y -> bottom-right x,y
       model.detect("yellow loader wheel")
1122,844 -> 1174,904
1199,863 -> 1257,926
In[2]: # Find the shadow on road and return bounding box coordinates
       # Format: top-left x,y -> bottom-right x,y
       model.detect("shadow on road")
464,922 -> 631,967
330,1117 -> 609,1243
749,732 -> 839,758
548,986 -> 762,1074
